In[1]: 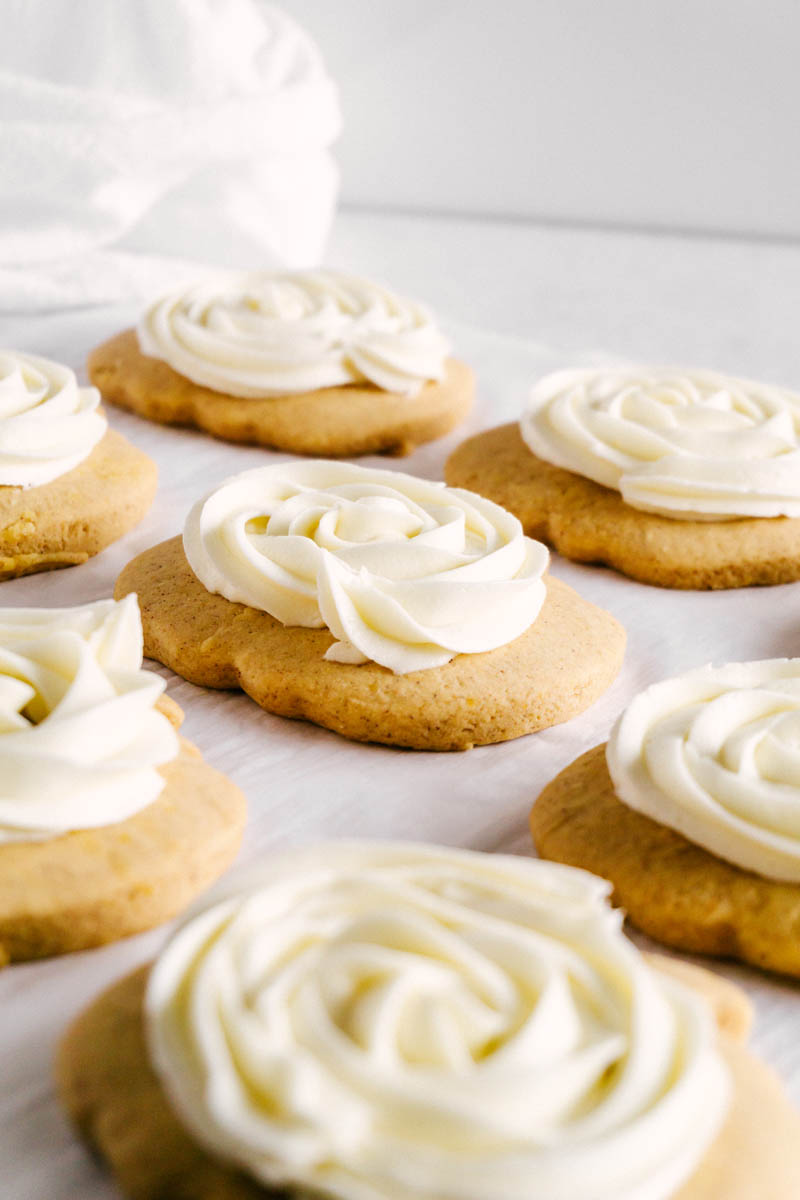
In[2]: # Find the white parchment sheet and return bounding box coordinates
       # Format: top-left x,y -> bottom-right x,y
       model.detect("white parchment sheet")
2,308 -> 799,1199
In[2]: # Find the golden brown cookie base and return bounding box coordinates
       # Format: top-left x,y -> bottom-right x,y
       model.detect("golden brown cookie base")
114,537 -> 625,751
532,744 -> 800,977
89,329 -> 474,457
445,423 -> 800,589
55,958 -> 800,1200
0,703 -> 245,964
0,428 -> 157,580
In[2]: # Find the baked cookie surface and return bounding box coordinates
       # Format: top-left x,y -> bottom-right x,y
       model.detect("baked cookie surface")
89,329 -> 474,457
445,423 -> 800,589
115,536 -> 625,750
531,743 -> 800,977
0,428 -> 157,580
56,957 -> 800,1200
0,699 -> 245,965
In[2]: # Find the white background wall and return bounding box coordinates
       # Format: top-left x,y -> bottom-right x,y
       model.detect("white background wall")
290,0 -> 800,239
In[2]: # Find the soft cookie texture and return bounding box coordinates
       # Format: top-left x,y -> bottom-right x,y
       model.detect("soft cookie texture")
0,428 -> 157,580
89,329 -> 474,457
531,744 -> 800,977
0,697 -> 245,964
55,956 -> 800,1200
114,536 -> 625,751
445,423 -> 800,589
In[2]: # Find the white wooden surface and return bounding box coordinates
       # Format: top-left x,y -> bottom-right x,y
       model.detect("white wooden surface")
2,210 -> 800,1197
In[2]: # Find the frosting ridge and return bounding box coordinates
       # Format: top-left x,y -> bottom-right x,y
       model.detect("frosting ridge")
607,658 -> 800,881
0,350 -> 106,487
183,461 -> 549,674
0,596 -> 178,842
520,365 -> 800,520
146,841 -> 730,1200
137,271 -> 450,398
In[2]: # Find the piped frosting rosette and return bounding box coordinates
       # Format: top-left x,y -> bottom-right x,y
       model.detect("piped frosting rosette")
0,350 -> 106,487
183,461 -> 549,674
520,365 -> 800,520
607,659 -> 800,882
146,841 -> 730,1200
0,596 -> 178,842
137,270 -> 451,398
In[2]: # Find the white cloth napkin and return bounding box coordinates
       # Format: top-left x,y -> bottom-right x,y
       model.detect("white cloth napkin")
0,0 -> 341,312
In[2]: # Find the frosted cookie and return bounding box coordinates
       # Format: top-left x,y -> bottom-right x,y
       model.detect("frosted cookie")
532,659 -> 800,977
445,366 -> 800,589
88,271 -> 474,456
57,841 -> 800,1200
115,461 -> 624,750
0,350 -> 157,579
0,596 -> 245,964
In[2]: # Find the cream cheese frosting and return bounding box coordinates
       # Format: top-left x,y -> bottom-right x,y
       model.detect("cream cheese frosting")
146,841 -> 730,1200
137,270 -> 451,398
183,461 -> 549,674
0,596 -> 179,843
607,659 -> 800,882
520,365 -> 800,520
0,350 -> 107,487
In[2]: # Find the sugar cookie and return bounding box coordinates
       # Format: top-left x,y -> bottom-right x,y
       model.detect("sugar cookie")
0,597 -> 245,962
115,462 -> 625,749
0,351 -> 156,579
532,659 -> 800,976
446,364 -> 800,588
57,843 -> 800,1200
89,272 -> 474,456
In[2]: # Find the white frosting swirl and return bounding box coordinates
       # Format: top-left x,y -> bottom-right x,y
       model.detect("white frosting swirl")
146,841 -> 730,1200
183,461 -> 548,675
0,596 -> 179,843
520,365 -> 800,520
137,271 -> 451,398
607,659 -> 800,882
0,350 -> 106,487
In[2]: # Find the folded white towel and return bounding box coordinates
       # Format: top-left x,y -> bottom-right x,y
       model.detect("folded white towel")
0,0 -> 341,311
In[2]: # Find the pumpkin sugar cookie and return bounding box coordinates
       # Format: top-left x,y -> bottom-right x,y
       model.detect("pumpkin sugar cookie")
0,596 -> 245,964
115,461 -> 625,751
445,366 -> 800,589
57,842 -> 800,1200
0,349 -> 156,580
532,659 -> 800,977
89,270 -> 474,457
